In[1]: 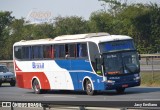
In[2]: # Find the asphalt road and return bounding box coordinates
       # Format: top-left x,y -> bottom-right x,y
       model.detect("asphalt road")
0,85 -> 160,110
0,84 -> 160,108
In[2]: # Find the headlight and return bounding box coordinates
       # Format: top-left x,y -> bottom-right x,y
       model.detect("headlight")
107,80 -> 115,85
134,76 -> 140,81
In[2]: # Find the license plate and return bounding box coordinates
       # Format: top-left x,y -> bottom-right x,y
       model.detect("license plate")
122,84 -> 128,87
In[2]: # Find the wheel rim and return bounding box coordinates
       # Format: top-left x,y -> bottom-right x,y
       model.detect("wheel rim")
35,84 -> 40,92
86,81 -> 92,93
34,80 -> 40,92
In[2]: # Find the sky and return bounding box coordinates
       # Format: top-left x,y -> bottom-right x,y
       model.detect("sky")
0,0 -> 160,20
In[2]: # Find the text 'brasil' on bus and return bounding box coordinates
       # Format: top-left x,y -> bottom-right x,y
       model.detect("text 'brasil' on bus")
13,33 -> 140,95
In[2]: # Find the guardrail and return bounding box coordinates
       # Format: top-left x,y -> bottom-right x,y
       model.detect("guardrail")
140,54 -> 160,58
0,60 -> 13,63
0,60 -> 13,67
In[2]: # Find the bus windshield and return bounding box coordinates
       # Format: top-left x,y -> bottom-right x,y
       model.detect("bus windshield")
103,51 -> 140,76
99,40 -> 135,53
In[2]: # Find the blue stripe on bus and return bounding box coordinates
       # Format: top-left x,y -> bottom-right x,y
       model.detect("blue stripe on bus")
55,59 -> 104,90
55,59 -> 93,71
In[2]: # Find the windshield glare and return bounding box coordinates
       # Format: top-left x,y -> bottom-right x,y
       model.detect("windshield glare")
103,51 -> 140,75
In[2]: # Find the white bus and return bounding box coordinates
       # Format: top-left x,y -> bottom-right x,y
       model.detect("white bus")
13,33 -> 140,95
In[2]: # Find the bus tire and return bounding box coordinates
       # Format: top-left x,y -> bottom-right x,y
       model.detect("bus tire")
32,79 -> 42,94
116,88 -> 125,94
85,80 -> 95,95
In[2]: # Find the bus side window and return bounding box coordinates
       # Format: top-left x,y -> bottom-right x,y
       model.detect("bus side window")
51,45 -> 54,59
68,44 -> 76,58
54,45 -> 65,59
59,45 -> 65,58
14,46 -> 22,59
32,46 -> 43,59
65,44 -> 69,58
77,43 -> 87,58
22,46 -> 32,60
43,45 -> 54,59
54,45 -> 59,58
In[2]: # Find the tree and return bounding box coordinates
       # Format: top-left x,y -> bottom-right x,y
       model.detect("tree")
89,11 -> 113,33
116,4 -> 152,53
0,11 -> 14,37
2,18 -> 25,59
98,0 -> 128,16
150,3 -> 160,53
32,23 -> 54,39
53,16 -> 89,36
0,11 -> 14,59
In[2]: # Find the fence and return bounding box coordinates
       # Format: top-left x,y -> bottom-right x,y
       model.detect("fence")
140,54 -> 160,71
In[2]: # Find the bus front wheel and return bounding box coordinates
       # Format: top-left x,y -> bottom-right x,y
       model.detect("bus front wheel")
86,80 -> 95,95
32,79 -> 42,94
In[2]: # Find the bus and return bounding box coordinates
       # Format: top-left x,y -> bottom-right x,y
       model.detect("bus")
13,33 -> 141,95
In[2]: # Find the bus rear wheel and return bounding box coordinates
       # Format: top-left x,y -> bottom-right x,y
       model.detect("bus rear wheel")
33,79 -> 42,94
86,80 -> 95,95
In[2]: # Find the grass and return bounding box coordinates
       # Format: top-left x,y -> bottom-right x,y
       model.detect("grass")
140,71 -> 160,87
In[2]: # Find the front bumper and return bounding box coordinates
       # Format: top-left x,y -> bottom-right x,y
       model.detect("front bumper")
105,81 -> 141,90
0,78 -> 16,83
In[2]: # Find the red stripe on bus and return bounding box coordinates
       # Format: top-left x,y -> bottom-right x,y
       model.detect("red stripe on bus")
16,72 -> 50,89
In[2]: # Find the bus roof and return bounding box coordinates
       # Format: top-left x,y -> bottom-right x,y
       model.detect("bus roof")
13,33 -> 132,46
54,33 -> 109,41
